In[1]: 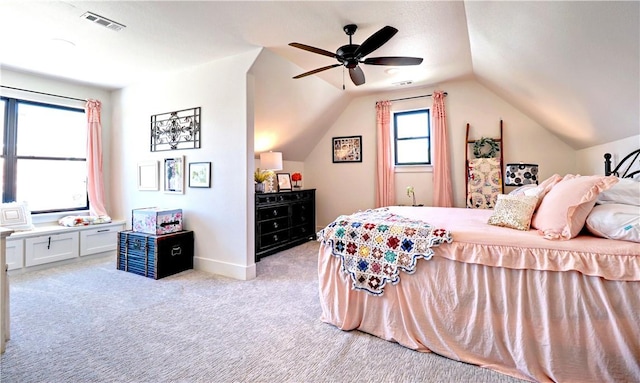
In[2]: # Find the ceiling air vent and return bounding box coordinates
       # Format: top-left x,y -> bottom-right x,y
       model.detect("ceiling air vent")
80,12 -> 126,31
392,80 -> 413,86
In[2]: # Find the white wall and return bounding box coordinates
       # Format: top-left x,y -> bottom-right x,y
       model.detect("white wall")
0,69 -> 114,223
250,48 -> 351,161
111,49 -> 261,280
577,135 -> 640,176
305,78 -> 577,228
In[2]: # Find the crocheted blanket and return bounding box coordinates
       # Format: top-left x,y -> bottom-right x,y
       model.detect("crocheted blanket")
317,208 -> 452,296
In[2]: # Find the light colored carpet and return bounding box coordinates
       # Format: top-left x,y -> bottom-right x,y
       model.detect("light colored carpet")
0,241 -> 526,383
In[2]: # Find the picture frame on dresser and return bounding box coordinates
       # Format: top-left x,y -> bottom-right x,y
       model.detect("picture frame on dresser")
163,156 -> 185,194
277,173 -> 292,191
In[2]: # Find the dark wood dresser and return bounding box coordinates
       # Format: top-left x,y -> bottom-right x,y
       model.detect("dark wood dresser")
255,189 -> 316,261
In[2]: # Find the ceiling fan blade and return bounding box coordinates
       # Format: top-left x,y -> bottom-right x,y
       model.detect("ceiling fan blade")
289,43 -> 336,59
293,63 -> 341,79
363,57 -> 423,66
349,66 -> 365,86
354,26 -> 398,58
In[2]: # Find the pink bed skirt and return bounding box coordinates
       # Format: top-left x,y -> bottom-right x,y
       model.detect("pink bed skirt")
318,207 -> 640,382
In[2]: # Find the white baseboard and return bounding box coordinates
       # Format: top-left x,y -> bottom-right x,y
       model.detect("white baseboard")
194,256 -> 256,280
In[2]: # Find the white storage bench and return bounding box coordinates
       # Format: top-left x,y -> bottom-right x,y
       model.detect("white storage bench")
6,220 -> 125,273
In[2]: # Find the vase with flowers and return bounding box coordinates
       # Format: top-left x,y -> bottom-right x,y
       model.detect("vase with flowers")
254,168 -> 273,193
406,186 -> 424,206
291,172 -> 302,189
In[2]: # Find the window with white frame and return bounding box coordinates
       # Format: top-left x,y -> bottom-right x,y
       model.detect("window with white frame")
393,109 -> 431,166
1,97 -> 88,214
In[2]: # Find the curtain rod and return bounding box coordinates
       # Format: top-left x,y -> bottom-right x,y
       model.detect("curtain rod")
389,92 -> 448,102
0,85 -> 86,102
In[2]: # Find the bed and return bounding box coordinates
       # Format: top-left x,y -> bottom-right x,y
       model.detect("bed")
317,150 -> 640,383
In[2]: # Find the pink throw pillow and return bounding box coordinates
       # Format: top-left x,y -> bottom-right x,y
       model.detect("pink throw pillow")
531,175 -> 619,240
510,174 -> 563,210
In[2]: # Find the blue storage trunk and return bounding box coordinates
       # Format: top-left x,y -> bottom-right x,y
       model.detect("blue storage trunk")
118,230 -> 194,279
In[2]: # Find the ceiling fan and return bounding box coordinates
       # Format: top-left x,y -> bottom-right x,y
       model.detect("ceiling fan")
289,24 -> 423,87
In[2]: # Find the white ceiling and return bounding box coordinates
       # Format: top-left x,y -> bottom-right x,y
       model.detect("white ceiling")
0,1 -> 638,151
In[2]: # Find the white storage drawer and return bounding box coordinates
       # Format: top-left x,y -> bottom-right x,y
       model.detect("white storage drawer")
25,232 -> 79,267
6,239 -> 24,271
80,226 -> 119,256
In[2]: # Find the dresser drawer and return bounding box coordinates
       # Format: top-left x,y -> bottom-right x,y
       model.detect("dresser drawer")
291,223 -> 315,240
292,202 -> 313,225
258,217 -> 289,235
256,194 -> 287,204
260,230 -> 290,248
257,205 -> 289,220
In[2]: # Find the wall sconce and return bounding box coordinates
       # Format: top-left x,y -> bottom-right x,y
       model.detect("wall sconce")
259,151 -> 283,192
505,163 -> 539,186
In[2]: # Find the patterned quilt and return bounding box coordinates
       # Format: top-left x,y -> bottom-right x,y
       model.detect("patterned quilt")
317,208 -> 452,296
467,157 -> 502,209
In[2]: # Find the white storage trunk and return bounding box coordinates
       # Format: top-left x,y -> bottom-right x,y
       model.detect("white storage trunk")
132,208 -> 183,235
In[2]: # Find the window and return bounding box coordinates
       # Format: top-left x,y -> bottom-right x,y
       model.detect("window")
1,97 -> 87,214
393,109 -> 431,166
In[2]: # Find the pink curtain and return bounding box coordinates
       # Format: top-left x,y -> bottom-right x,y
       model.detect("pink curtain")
375,100 -> 395,207
85,100 -> 108,216
432,91 -> 454,207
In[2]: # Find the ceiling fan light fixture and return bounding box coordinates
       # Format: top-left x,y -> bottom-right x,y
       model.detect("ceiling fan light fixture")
385,68 -> 399,75
289,24 -> 423,87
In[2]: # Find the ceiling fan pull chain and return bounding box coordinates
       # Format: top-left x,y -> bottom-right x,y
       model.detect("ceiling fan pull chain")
343,67 -> 345,90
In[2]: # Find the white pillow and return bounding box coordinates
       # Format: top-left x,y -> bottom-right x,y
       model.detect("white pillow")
597,178 -> 640,206
586,203 -> 640,243
0,202 -> 34,231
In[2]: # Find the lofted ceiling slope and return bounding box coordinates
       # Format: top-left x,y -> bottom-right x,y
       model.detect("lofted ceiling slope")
466,1 -> 639,149
0,1 -> 638,160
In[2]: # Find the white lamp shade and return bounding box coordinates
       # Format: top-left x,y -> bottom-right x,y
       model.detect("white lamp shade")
505,163 -> 539,186
260,151 -> 283,171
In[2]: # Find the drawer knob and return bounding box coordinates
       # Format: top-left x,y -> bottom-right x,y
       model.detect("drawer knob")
273,222 -> 279,229
272,209 -> 279,216
273,234 -> 279,242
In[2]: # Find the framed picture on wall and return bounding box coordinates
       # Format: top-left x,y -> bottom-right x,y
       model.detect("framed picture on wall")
332,135 -> 362,163
137,160 -> 159,191
163,156 -> 185,194
188,162 -> 211,188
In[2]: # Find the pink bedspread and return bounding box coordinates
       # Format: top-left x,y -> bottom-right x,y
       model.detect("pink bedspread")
318,206 -> 640,382
387,206 -> 640,281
